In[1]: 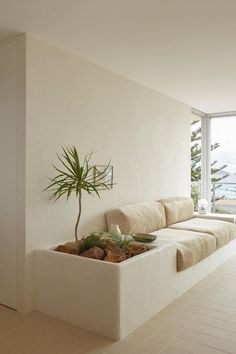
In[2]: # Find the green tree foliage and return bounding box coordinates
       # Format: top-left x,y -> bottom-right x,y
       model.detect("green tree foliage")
191,121 -> 228,207
191,121 -> 201,182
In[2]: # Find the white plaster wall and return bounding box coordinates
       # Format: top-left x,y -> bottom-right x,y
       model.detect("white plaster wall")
25,35 -> 191,309
0,39 -> 18,309
0,36 -> 26,311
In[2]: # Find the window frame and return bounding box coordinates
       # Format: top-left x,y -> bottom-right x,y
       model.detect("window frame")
191,109 -> 236,212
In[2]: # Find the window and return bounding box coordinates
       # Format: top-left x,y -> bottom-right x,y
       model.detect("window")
211,117 -> 236,214
191,109 -> 236,215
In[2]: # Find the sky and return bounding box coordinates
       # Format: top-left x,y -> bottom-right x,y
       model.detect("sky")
211,117 -> 236,174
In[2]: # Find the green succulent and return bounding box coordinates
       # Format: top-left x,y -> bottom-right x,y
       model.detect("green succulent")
109,233 -> 133,249
78,234 -> 106,254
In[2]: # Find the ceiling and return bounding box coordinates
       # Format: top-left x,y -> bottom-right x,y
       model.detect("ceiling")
1,0 -> 236,112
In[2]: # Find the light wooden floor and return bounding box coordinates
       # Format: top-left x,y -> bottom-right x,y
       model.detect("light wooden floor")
1,256 -> 236,353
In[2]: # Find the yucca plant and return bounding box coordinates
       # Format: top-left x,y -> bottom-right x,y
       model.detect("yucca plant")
45,146 -> 112,243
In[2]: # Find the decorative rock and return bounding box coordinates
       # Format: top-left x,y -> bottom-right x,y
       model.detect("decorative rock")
80,246 -> 105,260
55,242 -> 78,255
55,240 -> 150,262
104,246 -> 128,263
127,243 -> 150,257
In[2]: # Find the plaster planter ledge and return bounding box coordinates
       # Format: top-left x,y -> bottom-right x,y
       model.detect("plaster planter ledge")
34,239 -> 177,340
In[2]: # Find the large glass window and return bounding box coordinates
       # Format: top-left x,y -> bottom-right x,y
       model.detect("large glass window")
191,112 -> 236,215
211,117 -> 236,214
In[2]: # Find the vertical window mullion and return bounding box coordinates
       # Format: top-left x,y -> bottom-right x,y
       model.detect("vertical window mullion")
201,115 -> 211,211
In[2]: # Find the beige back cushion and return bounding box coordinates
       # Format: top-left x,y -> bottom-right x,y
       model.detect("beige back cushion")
159,197 -> 194,226
106,201 -> 166,234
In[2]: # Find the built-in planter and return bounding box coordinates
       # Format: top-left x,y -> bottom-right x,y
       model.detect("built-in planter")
34,238 -> 236,339
34,240 -> 177,340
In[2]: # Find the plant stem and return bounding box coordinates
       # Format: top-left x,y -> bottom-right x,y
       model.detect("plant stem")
75,190 -> 82,243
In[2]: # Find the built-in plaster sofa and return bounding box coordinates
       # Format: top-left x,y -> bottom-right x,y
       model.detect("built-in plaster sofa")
34,197 -> 236,340
106,197 -> 236,271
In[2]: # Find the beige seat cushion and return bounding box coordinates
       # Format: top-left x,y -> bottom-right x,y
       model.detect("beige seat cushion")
152,228 -> 217,272
169,217 -> 236,248
106,201 -> 166,234
159,197 -> 194,226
